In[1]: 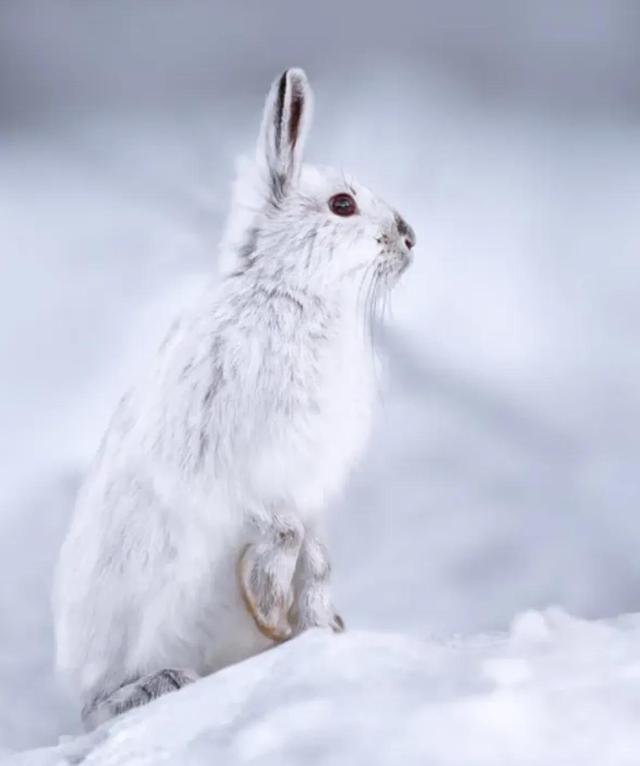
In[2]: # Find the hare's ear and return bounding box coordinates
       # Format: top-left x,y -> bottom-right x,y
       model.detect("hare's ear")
257,68 -> 313,202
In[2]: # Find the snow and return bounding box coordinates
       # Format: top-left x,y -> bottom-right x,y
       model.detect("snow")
6,610 -> 640,765
1,58 -> 640,763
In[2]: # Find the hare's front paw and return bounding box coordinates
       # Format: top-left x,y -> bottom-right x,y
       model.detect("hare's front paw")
238,545 -> 293,643
289,599 -> 346,635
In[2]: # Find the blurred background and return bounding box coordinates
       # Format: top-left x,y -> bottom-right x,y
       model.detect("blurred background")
1,0 -> 639,752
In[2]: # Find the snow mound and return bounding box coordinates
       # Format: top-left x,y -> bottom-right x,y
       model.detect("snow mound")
7,609 -> 640,766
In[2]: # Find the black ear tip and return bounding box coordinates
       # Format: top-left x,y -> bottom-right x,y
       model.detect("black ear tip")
272,69 -> 310,101
282,67 -> 309,89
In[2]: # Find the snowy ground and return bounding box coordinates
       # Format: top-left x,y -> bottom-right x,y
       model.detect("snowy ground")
7,610 -> 640,765
1,69 -> 640,758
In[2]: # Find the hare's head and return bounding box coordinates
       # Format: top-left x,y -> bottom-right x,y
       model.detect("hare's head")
226,69 -> 415,292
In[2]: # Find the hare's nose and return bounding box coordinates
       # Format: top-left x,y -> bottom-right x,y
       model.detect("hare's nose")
395,214 -> 416,251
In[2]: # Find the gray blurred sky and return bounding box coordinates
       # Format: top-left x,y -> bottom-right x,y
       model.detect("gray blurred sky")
1,0 -> 639,125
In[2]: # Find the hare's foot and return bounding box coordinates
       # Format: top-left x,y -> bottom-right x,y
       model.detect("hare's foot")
82,668 -> 197,729
290,535 -> 345,635
238,514 -> 303,643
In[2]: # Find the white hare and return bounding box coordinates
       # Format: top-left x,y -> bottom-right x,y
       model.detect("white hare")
53,68 -> 415,728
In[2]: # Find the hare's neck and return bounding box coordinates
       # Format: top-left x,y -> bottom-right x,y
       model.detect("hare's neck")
240,256 -> 340,307
236,256 -> 375,345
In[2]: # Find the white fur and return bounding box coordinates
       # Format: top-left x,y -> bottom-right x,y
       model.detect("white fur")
53,68 -> 414,720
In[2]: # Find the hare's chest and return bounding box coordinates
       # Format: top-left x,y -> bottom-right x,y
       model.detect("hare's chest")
281,328 -> 376,513
318,329 -> 375,445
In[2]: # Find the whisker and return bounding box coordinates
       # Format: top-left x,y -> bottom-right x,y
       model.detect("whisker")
357,262 -> 374,336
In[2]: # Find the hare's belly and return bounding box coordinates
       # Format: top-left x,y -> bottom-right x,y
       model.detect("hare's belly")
131,542 -> 273,677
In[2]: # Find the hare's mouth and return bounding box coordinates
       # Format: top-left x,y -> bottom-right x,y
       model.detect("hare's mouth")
396,250 -> 412,275
375,236 -> 412,279
377,248 -> 412,282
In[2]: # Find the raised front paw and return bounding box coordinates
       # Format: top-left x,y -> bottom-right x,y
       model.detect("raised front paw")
238,544 -> 293,643
289,600 -> 346,635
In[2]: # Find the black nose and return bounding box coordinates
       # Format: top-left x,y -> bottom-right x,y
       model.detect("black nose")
395,214 -> 416,251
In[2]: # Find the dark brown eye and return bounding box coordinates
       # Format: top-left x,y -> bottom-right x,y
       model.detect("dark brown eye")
328,193 -> 357,217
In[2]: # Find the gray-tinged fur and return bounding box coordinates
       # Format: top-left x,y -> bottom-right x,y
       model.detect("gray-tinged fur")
53,67 -> 415,727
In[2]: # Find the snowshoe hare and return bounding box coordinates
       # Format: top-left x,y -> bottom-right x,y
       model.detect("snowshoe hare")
53,68 -> 415,728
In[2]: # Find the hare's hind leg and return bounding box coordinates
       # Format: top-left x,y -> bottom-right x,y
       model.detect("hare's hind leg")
83,668 -> 198,729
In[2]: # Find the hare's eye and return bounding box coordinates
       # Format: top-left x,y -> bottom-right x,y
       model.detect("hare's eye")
329,193 -> 357,217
